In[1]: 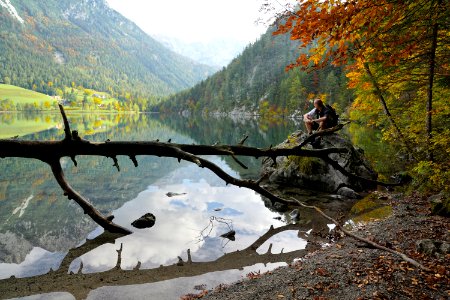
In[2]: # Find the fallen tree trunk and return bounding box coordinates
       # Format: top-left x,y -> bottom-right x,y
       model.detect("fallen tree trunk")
0,105 -> 401,234
0,105 -> 429,296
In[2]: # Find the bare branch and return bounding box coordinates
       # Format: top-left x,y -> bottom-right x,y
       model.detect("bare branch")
321,156 -> 402,187
230,154 -> 249,169
238,135 -> 249,146
58,104 -> 72,140
129,155 -> 138,167
111,156 -> 120,172
46,158 -> 131,235
115,243 -> 123,269
290,198 -> 431,272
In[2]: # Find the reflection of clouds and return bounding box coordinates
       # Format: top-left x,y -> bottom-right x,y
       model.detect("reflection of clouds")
0,247 -> 64,279
1,154 -> 310,300
256,231 -> 308,254
87,263 -> 287,300
10,292 -> 75,300
78,175 -> 299,272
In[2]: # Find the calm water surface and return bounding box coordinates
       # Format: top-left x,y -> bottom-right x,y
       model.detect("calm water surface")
0,112 -> 397,299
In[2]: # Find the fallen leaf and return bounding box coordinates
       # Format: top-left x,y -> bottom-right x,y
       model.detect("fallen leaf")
315,268 -> 330,276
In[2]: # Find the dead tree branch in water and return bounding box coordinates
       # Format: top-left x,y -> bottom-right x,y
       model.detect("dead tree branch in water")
0,105 -> 401,234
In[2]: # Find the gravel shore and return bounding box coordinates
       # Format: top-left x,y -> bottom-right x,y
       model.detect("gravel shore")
191,192 -> 450,300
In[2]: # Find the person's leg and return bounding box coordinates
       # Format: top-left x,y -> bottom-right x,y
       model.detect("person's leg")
311,122 -> 319,132
318,120 -> 327,131
304,120 -> 313,134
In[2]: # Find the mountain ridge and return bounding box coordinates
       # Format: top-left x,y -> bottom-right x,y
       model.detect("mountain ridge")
160,28 -> 352,115
0,0 -> 215,101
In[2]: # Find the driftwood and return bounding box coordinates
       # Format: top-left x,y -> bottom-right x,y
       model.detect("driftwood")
0,105 -> 408,242
290,198 -> 431,272
0,105 -> 401,234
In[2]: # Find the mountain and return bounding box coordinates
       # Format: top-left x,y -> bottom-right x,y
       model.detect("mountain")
153,35 -> 249,69
159,28 -> 353,115
0,0 -> 215,99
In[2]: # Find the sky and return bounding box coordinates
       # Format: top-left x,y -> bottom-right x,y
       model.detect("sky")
106,0 -> 269,43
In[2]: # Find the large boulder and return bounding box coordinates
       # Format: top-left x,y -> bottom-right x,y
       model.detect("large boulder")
429,192 -> 450,217
261,131 -> 378,195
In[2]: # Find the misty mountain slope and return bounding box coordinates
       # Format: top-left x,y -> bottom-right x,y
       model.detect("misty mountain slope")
154,35 -> 250,69
160,28 -> 351,113
0,0 -> 215,97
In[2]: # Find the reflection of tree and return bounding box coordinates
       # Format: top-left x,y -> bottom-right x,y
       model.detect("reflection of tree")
0,224 -> 311,300
0,113 -> 193,262
158,114 -> 297,179
344,124 -> 403,178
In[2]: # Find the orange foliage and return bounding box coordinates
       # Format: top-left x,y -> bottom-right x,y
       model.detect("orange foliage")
273,0 -> 448,75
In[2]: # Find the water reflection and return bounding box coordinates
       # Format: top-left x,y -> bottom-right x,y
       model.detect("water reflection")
69,178 -> 286,272
0,112 -> 363,299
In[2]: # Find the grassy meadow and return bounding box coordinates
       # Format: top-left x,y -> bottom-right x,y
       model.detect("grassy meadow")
0,84 -> 55,105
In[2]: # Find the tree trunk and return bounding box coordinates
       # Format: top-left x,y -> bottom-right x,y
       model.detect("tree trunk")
426,0 -> 441,161
363,62 -> 417,161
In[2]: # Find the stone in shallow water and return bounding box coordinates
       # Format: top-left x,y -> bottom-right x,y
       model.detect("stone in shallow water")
220,230 -> 236,241
131,213 -> 156,229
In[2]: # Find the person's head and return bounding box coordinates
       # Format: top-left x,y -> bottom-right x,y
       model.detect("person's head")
313,99 -> 324,110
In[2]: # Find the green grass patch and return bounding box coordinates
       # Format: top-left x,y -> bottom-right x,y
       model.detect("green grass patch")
347,194 -> 393,225
0,84 -> 55,105
0,114 -> 58,138
350,194 -> 380,215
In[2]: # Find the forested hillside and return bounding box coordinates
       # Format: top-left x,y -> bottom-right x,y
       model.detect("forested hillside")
159,28 -> 353,115
0,0 -> 214,107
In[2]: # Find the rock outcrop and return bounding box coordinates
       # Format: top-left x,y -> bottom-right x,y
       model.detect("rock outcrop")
261,131 -> 378,198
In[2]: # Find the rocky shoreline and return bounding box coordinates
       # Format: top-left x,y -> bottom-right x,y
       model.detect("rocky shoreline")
190,192 -> 449,300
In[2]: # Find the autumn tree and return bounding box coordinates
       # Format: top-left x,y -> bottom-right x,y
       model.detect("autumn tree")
269,0 -> 449,192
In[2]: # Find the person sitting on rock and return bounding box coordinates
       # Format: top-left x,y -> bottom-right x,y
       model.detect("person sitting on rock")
303,99 -> 335,135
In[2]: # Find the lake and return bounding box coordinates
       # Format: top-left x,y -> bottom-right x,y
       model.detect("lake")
0,112 -> 400,299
